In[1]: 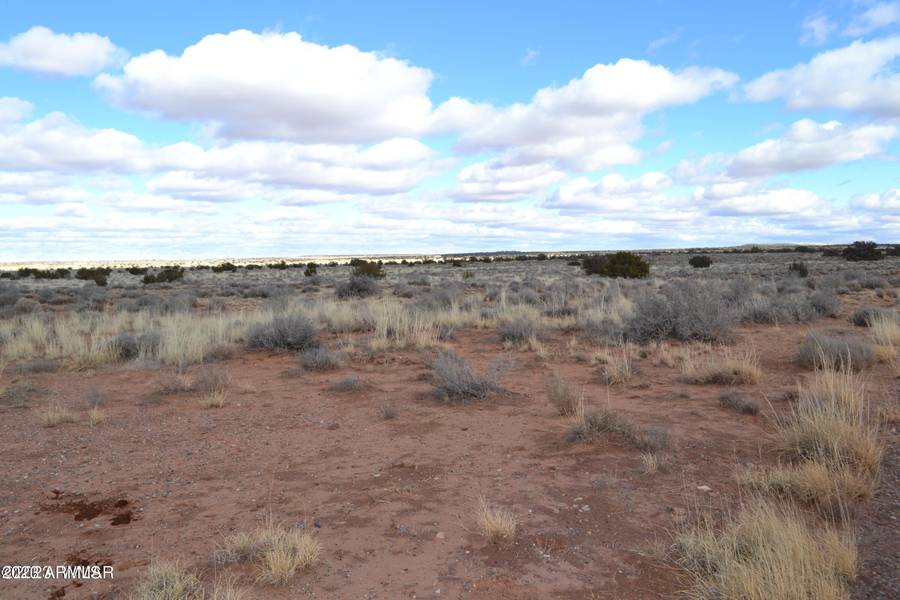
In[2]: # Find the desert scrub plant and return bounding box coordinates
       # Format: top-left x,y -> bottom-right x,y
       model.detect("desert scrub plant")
247,314 -> 319,351
216,520 -> 320,584
350,258 -> 386,279
193,365 -> 230,394
568,409 -> 668,451
797,333 -> 874,371
718,391 -> 759,415
131,560 -> 202,600
672,499 -> 855,600
378,402 -> 399,420
773,366 -> 881,477
297,347 -> 343,370
42,401 -> 78,427
335,275 -> 380,298
640,451 -> 669,475
680,348 -> 761,385
842,240 -> 883,261
546,375 -> 580,417
477,498 -> 517,544
431,351 -> 497,403
848,306 -> 890,327
689,255 -> 712,268
582,251 -> 650,278
497,315 -> 542,345
329,376 -> 367,393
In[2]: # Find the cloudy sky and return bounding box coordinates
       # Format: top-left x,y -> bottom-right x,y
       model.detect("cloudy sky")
1,1 -> 899,260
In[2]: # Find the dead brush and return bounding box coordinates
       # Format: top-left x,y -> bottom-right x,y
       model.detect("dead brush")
546,375 -> 580,416
477,497 -> 517,544
568,408 -> 668,452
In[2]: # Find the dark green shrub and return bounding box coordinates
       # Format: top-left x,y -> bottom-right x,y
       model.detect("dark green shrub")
211,262 -> 237,273
142,267 -> 184,284
126,266 -> 148,276
842,241 -> 883,262
788,261 -> 809,278
75,267 -> 111,287
688,255 -> 712,268
351,260 -> 385,279
304,262 -> 318,277
582,252 -> 650,278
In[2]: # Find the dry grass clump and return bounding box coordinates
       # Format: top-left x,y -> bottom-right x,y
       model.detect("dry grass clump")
216,521 -> 320,584
208,577 -> 247,600
595,346 -> 635,385
640,452 -> 670,475
739,461 -> 872,519
797,333 -> 874,372
672,499 -> 855,600
431,351 -> 497,403
329,376 -> 367,393
477,498 -> 517,544
131,560 -> 202,600
868,312 -> 899,363
680,348 -> 761,385
199,390 -> 228,409
297,347 -> 343,371
546,375 -> 579,416
718,391 -> 760,415
378,402 -> 399,420
869,311 -> 900,346
773,366 -> 881,476
88,405 -> 107,425
158,364 -> 194,395
497,316 -> 542,345
568,408 -> 668,452
42,401 -> 77,427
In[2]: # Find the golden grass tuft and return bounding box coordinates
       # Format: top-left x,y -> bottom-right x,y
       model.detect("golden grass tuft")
739,461 -> 872,519
87,405 -> 107,426
595,345 -> 634,385
680,348 -> 761,385
477,497 -> 517,544
131,560 -> 202,600
199,390 -> 228,409
42,402 -> 77,427
773,365 -> 881,476
216,519 -> 320,585
672,499 -> 856,600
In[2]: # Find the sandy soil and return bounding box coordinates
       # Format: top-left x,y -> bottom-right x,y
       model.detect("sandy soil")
1,297 -> 897,599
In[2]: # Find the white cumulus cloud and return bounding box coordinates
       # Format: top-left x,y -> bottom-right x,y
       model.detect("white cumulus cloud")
0,26 -> 125,76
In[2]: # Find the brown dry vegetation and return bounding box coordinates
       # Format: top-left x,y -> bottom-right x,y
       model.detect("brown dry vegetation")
0,251 -> 897,599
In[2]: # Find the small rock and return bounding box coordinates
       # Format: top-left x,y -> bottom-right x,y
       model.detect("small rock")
436,531 -> 445,540
697,485 -> 712,493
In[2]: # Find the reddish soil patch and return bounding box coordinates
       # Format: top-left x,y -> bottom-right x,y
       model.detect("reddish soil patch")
0,293 -> 897,599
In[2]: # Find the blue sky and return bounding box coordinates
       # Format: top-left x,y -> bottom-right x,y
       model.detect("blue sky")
1,1 -> 898,260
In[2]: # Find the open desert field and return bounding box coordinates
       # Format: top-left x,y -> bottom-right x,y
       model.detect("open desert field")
1,250 -> 898,599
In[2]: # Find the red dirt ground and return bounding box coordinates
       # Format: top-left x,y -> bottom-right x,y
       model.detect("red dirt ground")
1,296 -> 897,599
